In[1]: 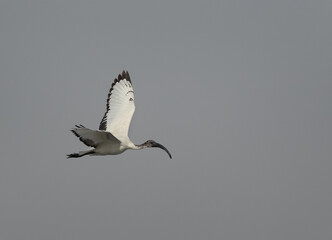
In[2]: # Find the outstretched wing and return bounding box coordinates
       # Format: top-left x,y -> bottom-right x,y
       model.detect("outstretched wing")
99,70 -> 135,141
71,125 -> 120,147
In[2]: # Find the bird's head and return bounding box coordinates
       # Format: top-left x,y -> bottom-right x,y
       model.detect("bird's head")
143,140 -> 172,159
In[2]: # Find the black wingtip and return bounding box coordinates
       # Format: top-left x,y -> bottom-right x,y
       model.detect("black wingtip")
121,70 -> 131,83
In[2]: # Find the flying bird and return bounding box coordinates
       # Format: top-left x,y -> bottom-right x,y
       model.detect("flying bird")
67,70 -> 172,159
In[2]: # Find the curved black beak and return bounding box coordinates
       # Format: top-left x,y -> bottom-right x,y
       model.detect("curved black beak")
151,142 -> 172,159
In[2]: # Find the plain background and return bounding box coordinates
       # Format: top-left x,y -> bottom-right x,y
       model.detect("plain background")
0,1 -> 331,239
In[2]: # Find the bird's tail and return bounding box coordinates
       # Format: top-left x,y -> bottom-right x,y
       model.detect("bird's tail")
67,150 -> 94,158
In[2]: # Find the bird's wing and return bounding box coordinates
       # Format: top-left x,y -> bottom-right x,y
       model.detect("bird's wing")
99,70 -> 135,141
72,125 -> 120,147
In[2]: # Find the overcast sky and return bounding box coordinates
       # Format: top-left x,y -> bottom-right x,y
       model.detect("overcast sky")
0,1 -> 331,240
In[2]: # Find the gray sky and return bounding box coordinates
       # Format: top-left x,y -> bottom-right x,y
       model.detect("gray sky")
0,1 -> 331,239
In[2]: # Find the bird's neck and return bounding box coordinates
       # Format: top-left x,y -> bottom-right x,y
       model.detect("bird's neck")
133,142 -> 148,150
125,141 -> 144,150
122,139 -> 147,150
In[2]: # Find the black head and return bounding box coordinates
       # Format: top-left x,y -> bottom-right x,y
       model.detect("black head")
143,140 -> 172,159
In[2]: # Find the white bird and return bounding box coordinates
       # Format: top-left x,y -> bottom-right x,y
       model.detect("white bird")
67,70 -> 172,159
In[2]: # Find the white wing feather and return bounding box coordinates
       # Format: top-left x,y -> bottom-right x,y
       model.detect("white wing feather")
99,71 -> 135,142
72,125 -> 120,147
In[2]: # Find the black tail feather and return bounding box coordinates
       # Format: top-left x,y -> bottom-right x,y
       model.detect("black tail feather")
67,153 -> 81,158
67,150 -> 94,159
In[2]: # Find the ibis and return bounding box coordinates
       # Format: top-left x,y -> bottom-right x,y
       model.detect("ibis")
67,70 -> 172,159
